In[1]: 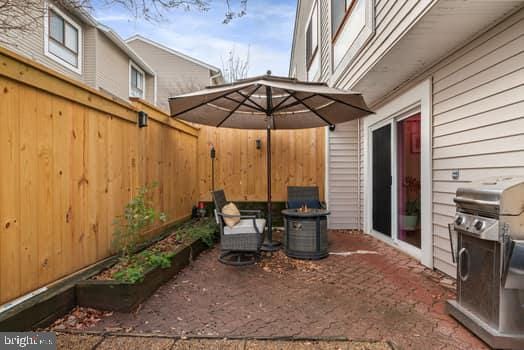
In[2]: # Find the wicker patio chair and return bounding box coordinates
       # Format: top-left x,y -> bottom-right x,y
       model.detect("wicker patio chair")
286,186 -> 326,209
212,190 -> 265,266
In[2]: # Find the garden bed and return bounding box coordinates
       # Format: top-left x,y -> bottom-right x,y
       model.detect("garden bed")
75,218 -> 216,312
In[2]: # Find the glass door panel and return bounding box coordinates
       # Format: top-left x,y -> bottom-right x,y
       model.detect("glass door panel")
372,124 -> 391,237
397,114 -> 421,248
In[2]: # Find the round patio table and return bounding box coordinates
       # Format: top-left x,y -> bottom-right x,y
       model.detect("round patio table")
281,208 -> 330,260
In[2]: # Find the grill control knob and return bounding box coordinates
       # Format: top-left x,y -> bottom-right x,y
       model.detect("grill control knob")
455,216 -> 465,225
474,220 -> 484,231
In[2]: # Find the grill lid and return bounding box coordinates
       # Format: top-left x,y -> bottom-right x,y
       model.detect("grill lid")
455,176 -> 524,216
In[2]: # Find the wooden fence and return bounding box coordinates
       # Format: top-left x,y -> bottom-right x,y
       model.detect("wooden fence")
198,126 -> 325,202
0,48 -> 199,304
0,47 -> 325,305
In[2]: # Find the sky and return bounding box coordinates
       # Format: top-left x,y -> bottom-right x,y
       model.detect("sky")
92,0 -> 297,77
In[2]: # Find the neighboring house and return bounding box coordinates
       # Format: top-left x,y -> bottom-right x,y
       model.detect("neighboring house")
0,1 -> 156,104
290,0 -> 524,276
126,35 -> 223,111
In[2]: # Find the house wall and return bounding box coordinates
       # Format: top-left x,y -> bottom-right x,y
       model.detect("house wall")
0,0 -> 88,82
429,9 -> 524,276
127,39 -> 214,111
95,34 -> 153,104
359,8 -> 524,276
83,27 -> 98,86
0,46 -> 199,304
327,120 -> 360,229
291,0 -> 524,275
331,0 -> 436,88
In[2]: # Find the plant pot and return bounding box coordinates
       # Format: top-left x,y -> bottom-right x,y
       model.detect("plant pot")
401,215 -> 418,231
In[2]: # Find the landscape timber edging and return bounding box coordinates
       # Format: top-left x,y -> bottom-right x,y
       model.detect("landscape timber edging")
0,217 -> 211,330
0,255 -> 118,331
75,238 -> 208,312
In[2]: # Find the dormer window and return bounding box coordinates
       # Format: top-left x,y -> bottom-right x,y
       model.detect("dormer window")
44,4 -> 82,73
130,62 -> 145,98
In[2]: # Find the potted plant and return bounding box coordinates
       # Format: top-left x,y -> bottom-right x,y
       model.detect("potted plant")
401,176 -> 420,231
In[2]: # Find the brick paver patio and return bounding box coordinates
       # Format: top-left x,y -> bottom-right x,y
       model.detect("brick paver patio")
77,231 -> 487,349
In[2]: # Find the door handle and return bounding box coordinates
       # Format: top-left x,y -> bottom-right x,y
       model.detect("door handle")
458,247 -> 470,282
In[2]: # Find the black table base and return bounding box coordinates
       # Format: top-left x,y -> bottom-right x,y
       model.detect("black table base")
282,209 -> 329,260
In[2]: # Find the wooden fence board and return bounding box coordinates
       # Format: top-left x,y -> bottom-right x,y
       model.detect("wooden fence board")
197,127 -> 325,202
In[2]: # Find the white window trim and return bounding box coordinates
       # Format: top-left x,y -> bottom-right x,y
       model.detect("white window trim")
330,0 -> 375,86
305,1 -> 320,81
43,2 -> 83,74
129,60 -> 146,99
363,78 -> 433,268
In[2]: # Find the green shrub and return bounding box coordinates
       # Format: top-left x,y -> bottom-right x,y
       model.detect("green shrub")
112,183 -> 166,260
113,250 -> 175,283
176,218 -> 217,247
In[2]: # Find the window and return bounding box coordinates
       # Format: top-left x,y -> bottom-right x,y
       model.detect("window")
44,5 -> 82,73
306,2 -> 318,69
331,0 -> 374,74
130,62 -> 145,98
331,0 -> 355,40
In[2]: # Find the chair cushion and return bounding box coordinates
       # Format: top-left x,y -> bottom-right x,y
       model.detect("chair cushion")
224,218 -> 266,235
287,199 -> 322,209
222,202 -> 240,228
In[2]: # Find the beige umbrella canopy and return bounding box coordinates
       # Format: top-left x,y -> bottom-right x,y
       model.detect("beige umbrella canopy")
169,75 -> 373,129
169,74 -> 373,251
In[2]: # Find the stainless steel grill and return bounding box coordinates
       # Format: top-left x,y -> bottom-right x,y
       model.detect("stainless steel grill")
447,176 -> 524,349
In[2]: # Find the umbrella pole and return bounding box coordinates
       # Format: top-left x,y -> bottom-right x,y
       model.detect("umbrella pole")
261,126 -> 281,252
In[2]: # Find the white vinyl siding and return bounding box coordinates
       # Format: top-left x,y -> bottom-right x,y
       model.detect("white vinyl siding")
327,120 -> 360,229
127,38 -> 216,111
430,11 -> 524,276
319,0 -> 331,80
333,0 -> 432,88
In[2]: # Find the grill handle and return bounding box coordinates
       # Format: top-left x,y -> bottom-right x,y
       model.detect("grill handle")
458,247 -> 470,282
448,224 -> 458,263
453,196 -> 499,210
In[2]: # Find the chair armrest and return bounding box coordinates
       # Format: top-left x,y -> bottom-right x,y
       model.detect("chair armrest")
217,213 -> 263,235
239,209 -> 262,218
217,212 -> 257,220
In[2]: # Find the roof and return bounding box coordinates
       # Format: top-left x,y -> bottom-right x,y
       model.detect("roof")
125,34 -> 222,74
64,4 -> 155,76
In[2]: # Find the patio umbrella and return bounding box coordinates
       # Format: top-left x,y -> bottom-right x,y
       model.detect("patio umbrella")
169,73 -> 373,251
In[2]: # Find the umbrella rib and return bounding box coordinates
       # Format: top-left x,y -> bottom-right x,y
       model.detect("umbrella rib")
216,85 -> 260,128
285,90 -> 332,127
171,86 -> 247,117
223,96 -> 264,112
272,94 -> 316,113
235,90 -> 267,112
316,93 -> 374,114
271,93 -> 294,113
